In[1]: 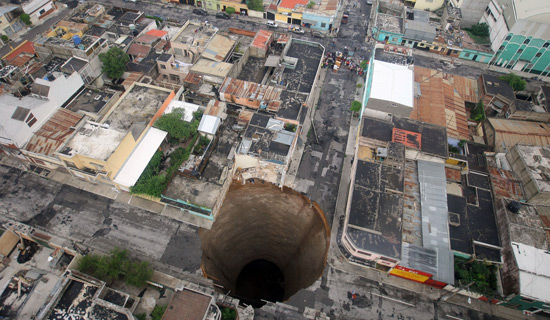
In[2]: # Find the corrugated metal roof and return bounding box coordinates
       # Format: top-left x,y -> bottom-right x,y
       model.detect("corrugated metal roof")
418,160 -> 454,285
25,108 -> 83,156
489,119 -> 550,152
219,77 -> 282,106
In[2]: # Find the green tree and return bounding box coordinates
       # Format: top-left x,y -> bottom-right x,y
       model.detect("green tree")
99,47 -> 130,79
470,99 -> 485,122
154,108 -> 198,143
499,72 -> 526,92
247,0 -> 264,11
225,7 -> 236,14
1,35 -> 8,44
350,100 -> 361,116
221,307 -> 237,320
20,13 -> 31,25
151,305 -> 167,320
360,60 -> 369,71
306,0 -> 315,8
466,23 -> 489,37
124,261 -> 153,287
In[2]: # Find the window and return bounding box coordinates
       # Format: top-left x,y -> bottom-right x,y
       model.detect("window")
160,64 -> 166,69
25,113 -> 37,127
320,22 -> 326,28
536,52 -> 542,57
544,42 -> 549,48
523,38 -> 530,44
464,52 -> 470,57
39,9 -> 45,15
505,35 -> 511,41
485,7 -> 491,15
499,45 -> 505,50
517,49 -> 523,54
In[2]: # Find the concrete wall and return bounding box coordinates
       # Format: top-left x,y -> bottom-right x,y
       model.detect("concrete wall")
506,146 -> 550,206
458,0 -> 491,27
367,98 -> 412,118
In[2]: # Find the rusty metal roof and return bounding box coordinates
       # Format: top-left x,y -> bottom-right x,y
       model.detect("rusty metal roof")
488,118 -> 550,152
127,43 -> 151,57
412,66 -> 475,140
25,108 -> 83,156
219,77 -> 282,105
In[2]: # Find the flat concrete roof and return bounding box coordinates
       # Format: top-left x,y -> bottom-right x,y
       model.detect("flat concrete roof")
62,84 -> 172,160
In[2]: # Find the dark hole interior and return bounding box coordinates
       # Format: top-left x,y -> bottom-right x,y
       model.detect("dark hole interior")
235,259 -> 285,308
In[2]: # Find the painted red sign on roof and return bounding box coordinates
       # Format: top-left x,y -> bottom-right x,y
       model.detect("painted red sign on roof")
392,127 -> 421,150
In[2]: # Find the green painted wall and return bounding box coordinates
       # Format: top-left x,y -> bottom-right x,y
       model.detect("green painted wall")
491,33 -> 550,75
500,295 -> 550,314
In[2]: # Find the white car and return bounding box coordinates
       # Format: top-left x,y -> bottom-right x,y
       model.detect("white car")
366,0 -> 373,4
266,21 -> 278,28
291,27 -> 305,34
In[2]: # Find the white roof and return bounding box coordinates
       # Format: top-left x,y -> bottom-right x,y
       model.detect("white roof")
164,100 -> 200,122
114,127 -> 167,188
512,242 -> 550,302
198,115 -> 220,135
370,60 -> 414,108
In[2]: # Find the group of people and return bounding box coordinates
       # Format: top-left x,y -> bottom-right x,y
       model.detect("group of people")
321,48 -> 364,76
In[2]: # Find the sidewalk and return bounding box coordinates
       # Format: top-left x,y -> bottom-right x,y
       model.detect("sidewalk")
0,156 -> 213,229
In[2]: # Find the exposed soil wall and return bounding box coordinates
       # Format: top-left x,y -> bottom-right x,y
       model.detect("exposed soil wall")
200,180 -> 329,302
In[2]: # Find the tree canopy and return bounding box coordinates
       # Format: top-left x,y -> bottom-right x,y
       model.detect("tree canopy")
499,72 -> 526,92
225,7 -> 236,14
20,13 -> 31,25
154,108 -> 199,143
350,100 -> 362,113
99,47 -> 130,79
247,0 -> 264,11
466,23 -> 489,38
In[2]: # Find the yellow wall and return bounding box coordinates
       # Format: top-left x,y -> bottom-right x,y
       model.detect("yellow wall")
46,27 -> 84,40
220,0 -> 248,12
107,132 -> 141,180
275,13 -> 288,23
414,0 -> 444,11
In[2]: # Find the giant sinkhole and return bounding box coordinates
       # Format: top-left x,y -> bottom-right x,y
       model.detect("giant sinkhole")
200,180 -> 330,308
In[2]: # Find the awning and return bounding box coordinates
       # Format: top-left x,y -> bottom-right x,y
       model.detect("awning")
0,230 -> 19,257
114,127 -> 167,188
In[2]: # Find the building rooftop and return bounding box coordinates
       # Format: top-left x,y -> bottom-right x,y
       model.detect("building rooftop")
448,173 -> 501,261
161,289 -> 216,320
251,30 -> 273,50
482,74 -> 516,101
279,0 -> 309,9
202,34 -> 235,62
190,59 -> 233,79
514,99 -> 547,113
361,116 -> 448,158
66,88 -> 116,116
346,159 -> 404,260
512,242 -> 550,303
174,21 -> 217,48
238,113 -> 296,164
219,77 -> 283,111
376,13 -> 403,34
370,60 -> 414,109
374,46 -> 412,65
282,40 -> 324,94
487,118 -> 550,153
2,40 -> 36,66
417,160 -> 454,284
61,84 -> 172,160
412,66 -> 477,140
24,108 -> 83,157
514,145 -> 550,193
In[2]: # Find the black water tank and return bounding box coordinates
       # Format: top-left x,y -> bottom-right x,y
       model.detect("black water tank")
507,200 -> 522,214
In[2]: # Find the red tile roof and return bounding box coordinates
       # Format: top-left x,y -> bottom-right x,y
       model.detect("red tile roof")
2,40 -> 36,65
146,29 -> 168,38
252,30 -> 273,49
25,108 -> 83,156
127,43 -> 151,57
279,0 -> 308,9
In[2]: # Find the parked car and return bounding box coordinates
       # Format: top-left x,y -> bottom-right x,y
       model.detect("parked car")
216,12 -> 231,19
291,27 -> 305,34
342,11 -> 349,24
366,0 -> 372,4
311,31 -> 324,38
192,8 -> 208,16
266,21 -> 278,28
